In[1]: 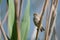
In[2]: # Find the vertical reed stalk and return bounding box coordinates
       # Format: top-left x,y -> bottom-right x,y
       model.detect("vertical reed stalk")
0,21 -> 8,40
0,1 -> 9,40
35,0 -> 49,40
14,0 -> 22,40
45,0 -> 58,40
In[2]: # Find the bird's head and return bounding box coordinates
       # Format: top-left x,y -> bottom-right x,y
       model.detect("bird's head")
33,13 -> 38,17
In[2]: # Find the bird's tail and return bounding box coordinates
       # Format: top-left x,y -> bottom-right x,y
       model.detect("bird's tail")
40,27 -> 45,32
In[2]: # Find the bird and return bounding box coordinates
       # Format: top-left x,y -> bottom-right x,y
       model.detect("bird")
33,13 -> 45,32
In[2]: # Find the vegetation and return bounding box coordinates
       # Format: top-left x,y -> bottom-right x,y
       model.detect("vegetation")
0,0 -> 58,40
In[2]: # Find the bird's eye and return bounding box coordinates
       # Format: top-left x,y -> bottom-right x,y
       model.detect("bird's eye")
34,13 -> 37,16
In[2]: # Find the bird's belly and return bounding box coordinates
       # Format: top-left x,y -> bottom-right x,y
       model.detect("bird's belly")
34,20 -> 39,27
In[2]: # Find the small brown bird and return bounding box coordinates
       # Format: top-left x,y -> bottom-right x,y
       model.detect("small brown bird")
33,13 -> 45,32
